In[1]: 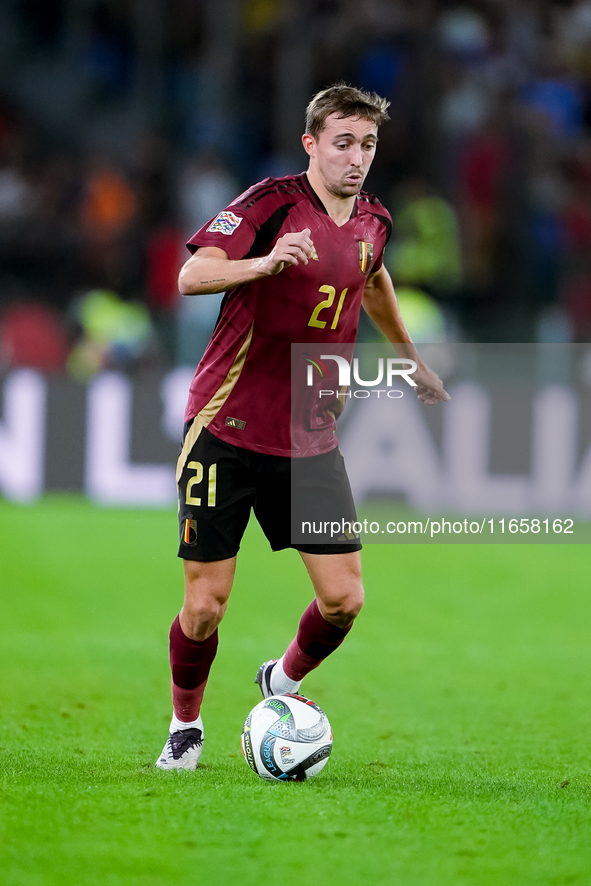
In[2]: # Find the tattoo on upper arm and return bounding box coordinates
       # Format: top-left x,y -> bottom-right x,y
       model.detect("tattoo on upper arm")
200,279 -> 226,285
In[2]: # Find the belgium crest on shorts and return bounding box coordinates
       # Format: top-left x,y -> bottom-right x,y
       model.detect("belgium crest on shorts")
182,518 -> 198,546
358,240 -> 374,274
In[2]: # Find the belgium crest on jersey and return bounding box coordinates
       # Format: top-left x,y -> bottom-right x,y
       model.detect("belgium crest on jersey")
358,240 -> 374,274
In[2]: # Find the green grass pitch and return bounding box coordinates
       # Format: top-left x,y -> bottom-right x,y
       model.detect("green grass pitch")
1,497 -> 590,886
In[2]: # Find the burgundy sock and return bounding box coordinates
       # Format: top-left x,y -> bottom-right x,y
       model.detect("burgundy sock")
169,615 -> 218,722
282,600 -> 352,682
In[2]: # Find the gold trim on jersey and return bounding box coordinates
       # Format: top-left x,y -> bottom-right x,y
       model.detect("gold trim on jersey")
198,322 -> 254,426
176,322 -> 254,484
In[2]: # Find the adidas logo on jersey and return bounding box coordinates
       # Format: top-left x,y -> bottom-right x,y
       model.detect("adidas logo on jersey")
225,416 -> 246,430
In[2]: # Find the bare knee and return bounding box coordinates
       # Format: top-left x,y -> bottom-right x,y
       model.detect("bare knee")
181,557 -> 235,640
301,550 -> 364,629
181,594 -> 228,640
320,585 -> 364,629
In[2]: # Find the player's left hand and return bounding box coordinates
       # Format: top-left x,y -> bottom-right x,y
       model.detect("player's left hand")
411,362 -> 450,405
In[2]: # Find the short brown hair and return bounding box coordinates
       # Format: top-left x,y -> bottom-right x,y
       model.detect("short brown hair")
305,83 -> 390,140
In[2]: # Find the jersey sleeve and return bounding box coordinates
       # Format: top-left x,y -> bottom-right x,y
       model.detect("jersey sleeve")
369,205 -> 393,274
370,250 -> 385,274
186,208 -> 257,260
186,176 -> 304,261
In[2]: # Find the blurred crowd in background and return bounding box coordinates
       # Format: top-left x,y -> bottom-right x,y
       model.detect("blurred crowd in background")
1,0 -> 591,378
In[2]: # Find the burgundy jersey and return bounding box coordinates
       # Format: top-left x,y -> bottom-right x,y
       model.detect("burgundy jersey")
184,173 -> 392,456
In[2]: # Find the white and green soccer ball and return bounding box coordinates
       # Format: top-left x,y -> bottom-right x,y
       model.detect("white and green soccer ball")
241,694 -> 332,781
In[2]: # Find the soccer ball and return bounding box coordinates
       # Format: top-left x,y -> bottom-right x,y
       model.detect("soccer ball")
241,694 -> 332,781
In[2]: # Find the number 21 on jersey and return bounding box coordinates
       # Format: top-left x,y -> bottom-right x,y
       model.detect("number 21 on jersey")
308,285 -> 348,330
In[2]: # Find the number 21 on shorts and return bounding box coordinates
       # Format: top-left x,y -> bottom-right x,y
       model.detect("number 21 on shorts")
185,461 -> 217,506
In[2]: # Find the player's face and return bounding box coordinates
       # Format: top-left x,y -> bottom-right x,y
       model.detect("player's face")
305,113 -> 378,199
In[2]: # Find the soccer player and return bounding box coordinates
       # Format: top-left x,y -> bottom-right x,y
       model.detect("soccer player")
156,84 -> 449,770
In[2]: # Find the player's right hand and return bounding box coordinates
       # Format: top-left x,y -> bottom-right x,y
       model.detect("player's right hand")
412,361 -> 451,405
262,228 -> 314,275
